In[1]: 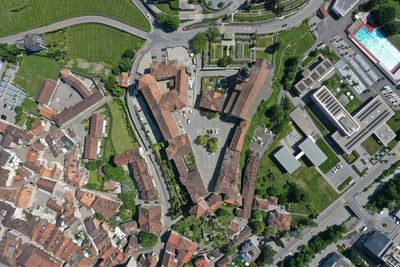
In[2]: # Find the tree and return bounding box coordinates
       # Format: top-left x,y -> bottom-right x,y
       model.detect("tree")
221,243 -> 236,255
274,3 -> 284,15
123,49 -> 135,59
192,32 -> 208,54
250,220 -> 266,235
0,44 -> 21,63
118,191 -> 136,210
257,245 -> 276,265
119,208 -> 133,221
383,21 -> 400,36
85,160 -> 101,171
370,6 -> 396,27
118,57 -> 132,72
217,55 -> 233,67
208,27 -> 221,41
102,164 -> 126,182
206,137 -> 218,153
342,249 -> 367,267
266,42 -> 281,54
197,135 -> 209,146
157,13 -> 180,31
360,0 -> 378,11
137,232 -> 158,248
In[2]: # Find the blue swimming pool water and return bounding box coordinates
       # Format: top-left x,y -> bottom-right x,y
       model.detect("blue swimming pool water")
354,27 -> 400,71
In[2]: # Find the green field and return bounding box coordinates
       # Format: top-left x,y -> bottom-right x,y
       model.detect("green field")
316,138 -> 341,173
46,24 -> 145,66
0,0 -> 150,36
361,136 -> 382,156
107,100 -> 137,153
13,55 -> 62,98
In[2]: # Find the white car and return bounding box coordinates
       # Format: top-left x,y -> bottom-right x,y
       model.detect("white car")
187,119 -> 191,124
215,129 -> 219,134
146,13 -> 151,18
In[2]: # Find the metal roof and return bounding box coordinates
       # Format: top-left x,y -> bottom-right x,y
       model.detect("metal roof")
273,147 -> 300,174
298,137 -> 328,167
363,231 -> 391,258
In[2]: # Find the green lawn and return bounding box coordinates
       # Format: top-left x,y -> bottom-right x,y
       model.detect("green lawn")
316,138 -> 341,173
243,43 -> 251,58
0,0 -> 150,37
361,136 -> 382,156
13,55 -> 62,98
107,100 -> 137,153
255,35 -> 274,48
46,24 -> 145,66
155,0 -> 179,15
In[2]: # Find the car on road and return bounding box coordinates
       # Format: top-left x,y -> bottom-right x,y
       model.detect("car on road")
215,129 -> 219,135
187,119 -> 191,124
146,13 -> 151,18
282,24 -> 287,28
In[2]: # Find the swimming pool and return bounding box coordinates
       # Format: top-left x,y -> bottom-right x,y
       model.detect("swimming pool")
354,27 -> 400,71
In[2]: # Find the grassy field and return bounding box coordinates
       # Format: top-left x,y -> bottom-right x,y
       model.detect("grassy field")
107,100 -> 137,153
361,136 -> 382,156
316,138 -> 341,173
0,0 -> 150,36
13,55 -> 62,98
46,24 -> 145,66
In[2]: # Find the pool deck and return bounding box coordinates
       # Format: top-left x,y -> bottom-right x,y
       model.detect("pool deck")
346,19 -> 400,84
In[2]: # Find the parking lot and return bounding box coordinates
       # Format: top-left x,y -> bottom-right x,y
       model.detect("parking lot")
173,107 -> 234,189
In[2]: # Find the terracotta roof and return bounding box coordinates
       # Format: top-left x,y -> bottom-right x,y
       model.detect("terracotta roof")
26,146 -> 41,163
162,231 -> 198,267
118,72 -> 129,88
216,256 -> 232,267
189,197 -> 209,219
76,190 -> 97,207
166,134 -> 208,203
0,124 -> 32,148
64,153 -> 86,187
46,198 -> 63,214
237,152 -> 261,219
29,120 -> 46,136
224,59 -> 273,121
103,180 -> 119,191
59,68 -> 92,98
39,105 -> 58,120
199,90 -> 225,112
91,196 -> 122,220
267,210 -> 291,231
52,91 -> 104,126
83,135 -> 99,160
36,80 -> 57,105
253,196 -> 279,211
138,254 -> 158,267
227,219 -> 240,236
15,186 -> 34,209
119,221 -> 137,235
114,148 -> 159,200
214,148 -> 241,205
36,178 -> 57,193
229,120 -> 249,152
16,245 -> 62,267
194,256 -> 209,267
138,205 -> 163,234
89,113 -> 105,139
136,60 -> 187,141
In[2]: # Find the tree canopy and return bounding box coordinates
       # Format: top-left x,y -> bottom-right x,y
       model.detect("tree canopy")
370,6 -> 396,27
217,55 -> 233,67
257,245 -> 276,265
102,164 -> 126,182
192,32 -> 207,54
208,27 -> 221,41
0,44 -> 21,64
137,232 -> 158,248
157,13 -> 180,31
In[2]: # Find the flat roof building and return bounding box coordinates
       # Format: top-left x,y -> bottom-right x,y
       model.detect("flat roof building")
294,58 -> 335,96
332,0 -> 360,17
273,146 -> 301,174
298,137 -> 327,167
312,86 -> 360,136
331,95 -> 395,154
290,106 -> 320,138
321,252 -> 354,267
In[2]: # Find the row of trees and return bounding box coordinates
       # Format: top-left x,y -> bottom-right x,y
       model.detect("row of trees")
280,225 -> 346,267
362,0 -> 400,36
366,175 -> 400,213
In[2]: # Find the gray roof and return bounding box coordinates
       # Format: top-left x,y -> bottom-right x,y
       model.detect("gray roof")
363,231 -> 391,258
299,138 -> 328,167
321,252 -> 354,267
273,147 -> 300,174
332,0 -> 360,17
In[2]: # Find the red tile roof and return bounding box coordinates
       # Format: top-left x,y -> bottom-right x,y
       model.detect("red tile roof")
89,113 -> 105,139
162,231 -> 198,267
59,68 -> 92,98
83,135 -> 99,160
199,90 -> 225,112
138,205 -> 163,234
118,72 -> 129,88
39,105 -> 58,120
91,196 -> 122,220
267,210 -> 291,231
29,120 -> 46,136
36,80 -> 57,105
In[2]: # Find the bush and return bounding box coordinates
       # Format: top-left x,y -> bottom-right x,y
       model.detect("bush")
85,160 -> 101,171
208,27 -> 221,41
257,245 -> 276,265
217,55 -> 233,67
0,44 -> 21,63
122,49 -> 135,59
217,2 -> 224,7
137,232 -> 158,248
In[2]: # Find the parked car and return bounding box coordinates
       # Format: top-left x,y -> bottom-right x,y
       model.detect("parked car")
187,119 -> 191,124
